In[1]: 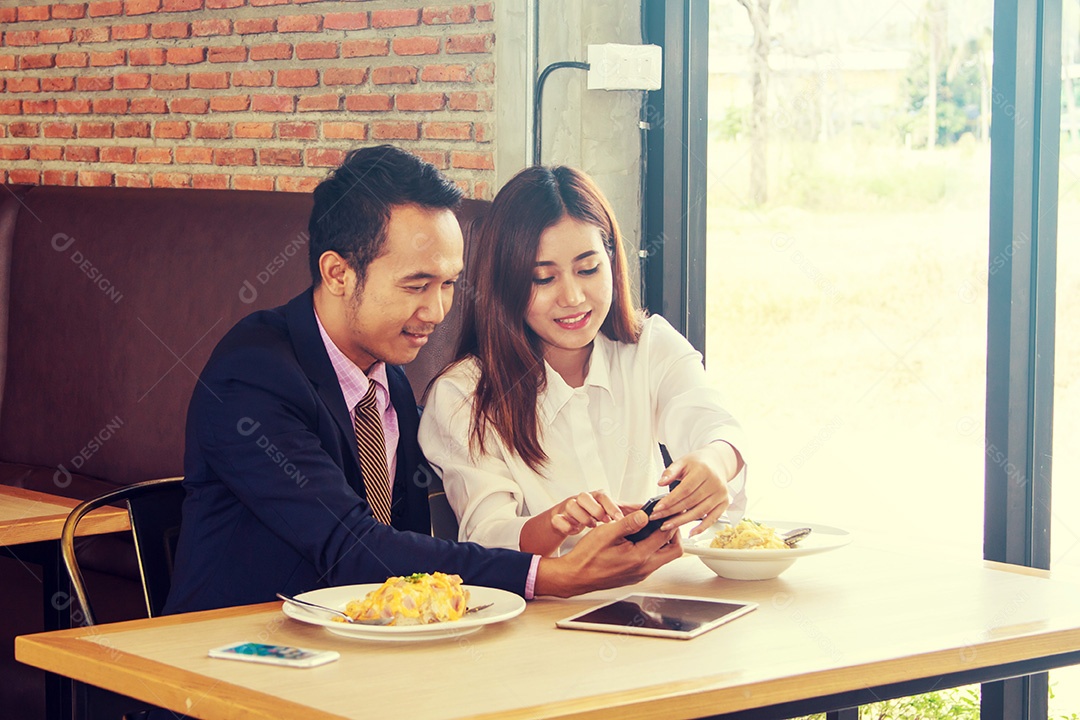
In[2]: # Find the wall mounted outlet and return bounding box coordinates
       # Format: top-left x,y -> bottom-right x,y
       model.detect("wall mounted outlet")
587,44 -> 662,91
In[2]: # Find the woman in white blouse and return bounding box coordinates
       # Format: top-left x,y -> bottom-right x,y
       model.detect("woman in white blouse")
418,166 -> 746,556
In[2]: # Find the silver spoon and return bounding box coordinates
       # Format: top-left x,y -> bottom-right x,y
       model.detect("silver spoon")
276,593 -> 391,625
782,527 -> 812,547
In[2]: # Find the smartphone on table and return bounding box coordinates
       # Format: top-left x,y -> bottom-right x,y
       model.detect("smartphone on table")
208,642 -> 339,668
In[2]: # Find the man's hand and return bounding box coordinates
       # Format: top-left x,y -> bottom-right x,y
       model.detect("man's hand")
532,510 -> 682,598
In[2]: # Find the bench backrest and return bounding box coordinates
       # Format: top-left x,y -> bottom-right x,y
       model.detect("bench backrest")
0,185 -> 486,488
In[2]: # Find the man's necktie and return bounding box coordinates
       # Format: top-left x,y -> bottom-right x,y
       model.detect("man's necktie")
354,382 -> 393,525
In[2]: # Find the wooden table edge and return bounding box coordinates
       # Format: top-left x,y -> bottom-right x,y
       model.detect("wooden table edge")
463,630 -> 1080,720
1,485 -> 131,544
16,607 -> 1080,720
22,603 -> 281,639
1,486 -> 86,506
15,632 -> 345,720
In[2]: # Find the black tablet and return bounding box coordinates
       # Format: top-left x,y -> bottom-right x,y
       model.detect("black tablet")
555,593 -> 757,640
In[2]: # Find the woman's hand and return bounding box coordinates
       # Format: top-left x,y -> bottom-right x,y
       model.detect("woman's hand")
550,490 -> 624,535
650,442 -> 742,537
520,490 -> 623,556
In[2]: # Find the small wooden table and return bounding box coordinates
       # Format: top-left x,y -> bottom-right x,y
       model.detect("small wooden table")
1,485 -> 132,617
1,485 -> 130,720
16,541 -> 1080,720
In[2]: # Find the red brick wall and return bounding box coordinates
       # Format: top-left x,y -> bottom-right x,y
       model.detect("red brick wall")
0,0 -> 495,197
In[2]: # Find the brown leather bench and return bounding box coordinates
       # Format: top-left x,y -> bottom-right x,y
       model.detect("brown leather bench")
0,184 -> 483,719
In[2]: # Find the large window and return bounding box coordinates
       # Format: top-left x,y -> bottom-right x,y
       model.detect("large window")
694,0 -> 1075,715
705,0 -> 991,555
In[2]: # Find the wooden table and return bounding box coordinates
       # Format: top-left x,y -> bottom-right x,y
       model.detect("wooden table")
1,485 -> 130,720
1,484 -> 131,621
0,485 -> 131,546
16,540 -> 1080,720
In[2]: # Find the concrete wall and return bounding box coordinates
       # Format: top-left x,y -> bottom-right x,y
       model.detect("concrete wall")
495,0 -> 646,296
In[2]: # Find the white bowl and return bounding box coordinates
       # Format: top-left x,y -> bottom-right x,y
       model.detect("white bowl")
696,554 -> 798,581
684,520 -> 851,581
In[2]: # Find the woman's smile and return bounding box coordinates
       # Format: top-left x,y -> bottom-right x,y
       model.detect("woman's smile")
554,310 -> 592,330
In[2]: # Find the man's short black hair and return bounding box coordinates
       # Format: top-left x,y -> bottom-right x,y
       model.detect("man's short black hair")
307,144 -> 464,286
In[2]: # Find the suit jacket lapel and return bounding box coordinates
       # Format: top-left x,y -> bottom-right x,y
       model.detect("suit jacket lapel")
386,365 -> 430,533
284,290 -> 430,533
285,289 -> 362,482
388,367 -> 419,489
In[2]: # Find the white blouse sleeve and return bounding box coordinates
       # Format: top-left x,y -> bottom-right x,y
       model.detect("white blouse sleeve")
417,363 -> 531,551
645,316 -> 748,516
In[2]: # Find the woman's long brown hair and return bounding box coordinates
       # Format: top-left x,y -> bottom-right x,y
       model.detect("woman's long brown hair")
455,166 -> 643,472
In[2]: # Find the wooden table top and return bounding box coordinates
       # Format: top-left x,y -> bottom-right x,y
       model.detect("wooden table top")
16,541 -> 1080,720
0,485 -> 130,546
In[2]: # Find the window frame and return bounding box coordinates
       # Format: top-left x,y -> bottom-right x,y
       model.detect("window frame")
642,0 -> 710,353
645,0 -> 1064,717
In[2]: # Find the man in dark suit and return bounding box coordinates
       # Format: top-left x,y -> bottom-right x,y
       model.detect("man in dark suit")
165,145 -> 679,614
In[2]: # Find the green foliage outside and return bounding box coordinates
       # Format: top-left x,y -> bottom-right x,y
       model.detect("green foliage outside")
900,37 -> 990,148
793,685 -> 1080,720
704,42 -> 989,155
795,686 -> 978,720
713,106 -> 747,142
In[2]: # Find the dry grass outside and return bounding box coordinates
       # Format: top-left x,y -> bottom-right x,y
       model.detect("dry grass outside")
702,138 -> 1080,714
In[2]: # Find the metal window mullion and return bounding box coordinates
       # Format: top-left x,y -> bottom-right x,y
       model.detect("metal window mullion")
982,0 -> 1060,717
1031,0 -> 1060,581
643,0 -> 687,338
684,0 -> 709,354
642,0 -> 709,356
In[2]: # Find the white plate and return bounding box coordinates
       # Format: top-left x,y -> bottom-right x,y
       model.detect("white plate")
684,520 -> 851,580
281,584 -> 526,642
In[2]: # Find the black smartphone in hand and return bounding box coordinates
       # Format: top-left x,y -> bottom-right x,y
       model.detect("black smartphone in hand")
624,481 -> 679,543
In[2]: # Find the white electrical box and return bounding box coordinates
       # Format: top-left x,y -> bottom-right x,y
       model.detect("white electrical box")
587,44 -> 663,91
